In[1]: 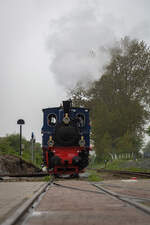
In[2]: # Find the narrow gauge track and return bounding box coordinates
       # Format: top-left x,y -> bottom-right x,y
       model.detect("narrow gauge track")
0,172 -> 49,178
1,178 -> 150,225
92,183 -> 150,215
0,173 -> 49,182
52,180 -> 150,215
89,168 -> 150,178
1,168 -> 150,178
1,169 -> 150,178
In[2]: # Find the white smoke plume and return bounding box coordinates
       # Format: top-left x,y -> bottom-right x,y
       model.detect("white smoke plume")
47,3 -> 118,88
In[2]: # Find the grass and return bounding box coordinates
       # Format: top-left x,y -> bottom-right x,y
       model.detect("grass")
89,159 -> 150,173
104,159 -> 150,173
105,160 -> 125,170
88,161 -> 105,169
87,170 -> 103,182
43,175 -> 52,182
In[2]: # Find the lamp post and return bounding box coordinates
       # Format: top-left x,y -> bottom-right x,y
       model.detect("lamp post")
17,119 -> 25,157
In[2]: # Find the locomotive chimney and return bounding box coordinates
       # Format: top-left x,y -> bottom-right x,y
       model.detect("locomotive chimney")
63,100 -> 72,114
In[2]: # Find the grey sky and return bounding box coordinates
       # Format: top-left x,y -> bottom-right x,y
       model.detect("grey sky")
0,0 -> 150,142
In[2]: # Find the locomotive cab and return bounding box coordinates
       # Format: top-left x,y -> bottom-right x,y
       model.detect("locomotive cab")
41,100 -> 91,176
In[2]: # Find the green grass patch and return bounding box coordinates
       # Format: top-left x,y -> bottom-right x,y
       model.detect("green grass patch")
43,175 -> 52,182
105,159 -> 150,172
87,170 -> 103,182
106,160 -> 125,170
123,167 -> 150,172
89,159 -> 150,173
88,161 -> 105,169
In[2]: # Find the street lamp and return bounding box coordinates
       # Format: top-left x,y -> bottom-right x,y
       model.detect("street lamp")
17,119 -> 25,157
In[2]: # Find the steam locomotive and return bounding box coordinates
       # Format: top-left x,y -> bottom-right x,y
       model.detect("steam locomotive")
41,100 -> 91,176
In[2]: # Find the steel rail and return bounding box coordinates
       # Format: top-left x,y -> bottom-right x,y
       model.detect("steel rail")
94,169 -> 150,178
92,183 -> 150,215
0,172 -> 49,177
53,182 -> 105,195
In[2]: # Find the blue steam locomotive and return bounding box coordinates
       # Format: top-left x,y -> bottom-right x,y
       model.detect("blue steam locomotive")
41,100 -> 91,176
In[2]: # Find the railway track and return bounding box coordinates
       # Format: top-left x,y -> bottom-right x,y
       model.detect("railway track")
51,180 -> 150,216
1,169 -> 150,178
0,173 -> 49,182
1,169 -> 150,182
0,172 -> 48,178
89,168 -> 150,178
92,183 -> 150,215
1,178 -> 150,225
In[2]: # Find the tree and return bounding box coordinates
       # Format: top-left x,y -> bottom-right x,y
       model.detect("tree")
115,132 -> 137,153
0,138 -> 14,154
69,37 -> 150,160
97,132 -> 113,161
67,81 -> 90,107
146,126 -> 150,136
0,134 -> 42,167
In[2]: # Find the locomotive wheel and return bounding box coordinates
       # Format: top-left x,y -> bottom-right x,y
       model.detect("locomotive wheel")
70,173 -> 79,178
54,174 -> 60,178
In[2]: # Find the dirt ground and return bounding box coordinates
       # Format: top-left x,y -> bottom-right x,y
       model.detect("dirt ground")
0,154 -> 41,174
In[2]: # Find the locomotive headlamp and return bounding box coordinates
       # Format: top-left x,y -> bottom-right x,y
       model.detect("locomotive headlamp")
63,113 -> 70,124
79,136 -> 85,147
48,136 -> 54,147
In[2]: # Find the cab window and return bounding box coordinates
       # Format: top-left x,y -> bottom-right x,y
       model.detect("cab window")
76,114 -> 85,127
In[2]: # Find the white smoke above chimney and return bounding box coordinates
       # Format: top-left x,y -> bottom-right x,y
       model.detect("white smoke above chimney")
47,3 -> 117,88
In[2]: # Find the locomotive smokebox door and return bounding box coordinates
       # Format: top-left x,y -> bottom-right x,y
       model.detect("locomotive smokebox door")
63,100 -> 72,114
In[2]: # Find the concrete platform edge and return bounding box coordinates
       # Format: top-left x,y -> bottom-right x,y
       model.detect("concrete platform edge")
1,182 -> 49,225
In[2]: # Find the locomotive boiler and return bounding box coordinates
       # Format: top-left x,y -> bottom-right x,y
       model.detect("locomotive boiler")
41,100 -> 91,177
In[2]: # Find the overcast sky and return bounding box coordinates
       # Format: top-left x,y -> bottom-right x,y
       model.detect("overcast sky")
0,0 -> 150,143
